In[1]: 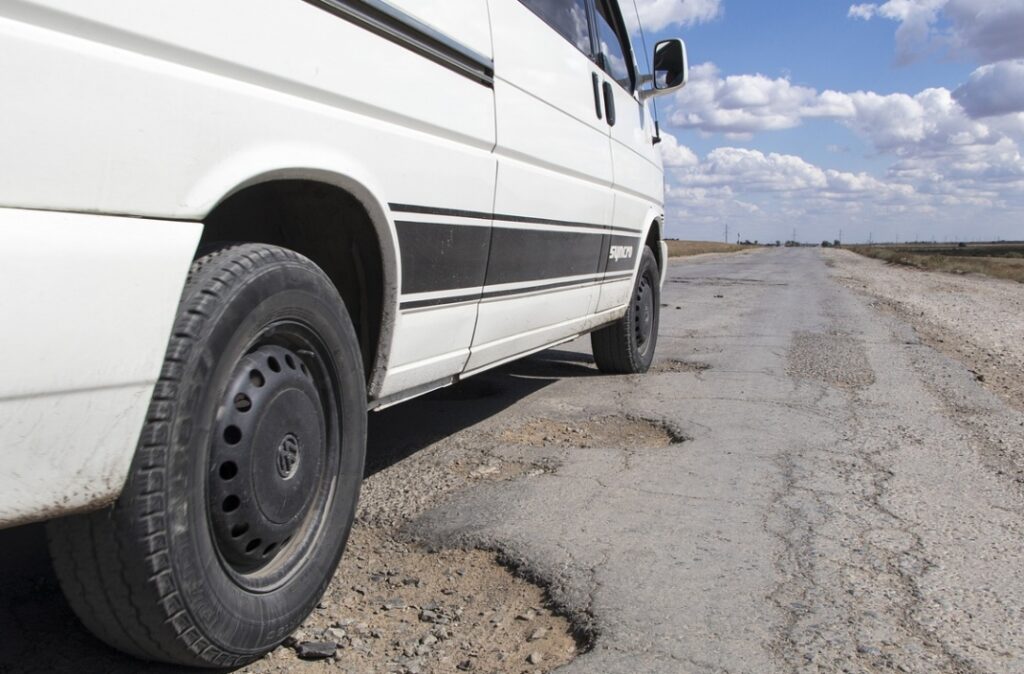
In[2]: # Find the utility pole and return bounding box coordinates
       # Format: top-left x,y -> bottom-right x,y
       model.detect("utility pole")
868,231 -> 873,245
724,223 -> 728,244
839,229 -> 842,244
792,228 -> 796,244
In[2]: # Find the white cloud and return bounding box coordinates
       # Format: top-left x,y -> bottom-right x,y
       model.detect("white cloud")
684,147 -> 827,191
661,145 -> 1023,243
954,60 -> 1024,118
657,132 -> 699,167
944,0 -> 1024,63
841,87 -> 995,154
631,0 -> 723,32
665,63 -> 1018,167
847,4 -> 878,19
668,63 -> 848,136
670,147 -> 919,203
848,0 -> 1024,64
663,60 -> 1024,220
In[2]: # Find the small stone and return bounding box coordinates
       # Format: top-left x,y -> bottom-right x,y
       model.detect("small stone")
857,644 -> 882,657
323,627 -> 346,642
457,659 -> 474,671
383,597 -> 407,610
471,464 -> 500,477
295,641 -> 337,660
516,609 -> 537,621
528,628 -> 547,642
527,651 -> 543,665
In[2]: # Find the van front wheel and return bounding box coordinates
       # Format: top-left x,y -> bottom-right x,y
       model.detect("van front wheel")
591,246 -> 660,374
46,244 -> 367,667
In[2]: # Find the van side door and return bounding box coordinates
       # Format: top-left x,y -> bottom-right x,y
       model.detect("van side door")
373,0 -> 498,398
591,0 -> 663,313
465,0 -> 615,372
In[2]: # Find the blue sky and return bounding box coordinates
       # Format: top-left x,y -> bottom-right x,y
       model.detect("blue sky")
631,0 -> 1024,243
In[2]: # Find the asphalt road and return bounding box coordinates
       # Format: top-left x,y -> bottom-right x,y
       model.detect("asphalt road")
3,247 -> 1023,674
415,247 -> 1024,674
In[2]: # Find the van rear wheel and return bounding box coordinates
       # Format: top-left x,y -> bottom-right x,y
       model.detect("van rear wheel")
591,246 -> 660,374
46,244 -> 366,667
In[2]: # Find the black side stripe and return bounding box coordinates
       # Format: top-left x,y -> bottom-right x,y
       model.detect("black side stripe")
395,220 -> 489,294
303,0 -> 494,87
389,203 -> 643,234
400,273 -> 633,311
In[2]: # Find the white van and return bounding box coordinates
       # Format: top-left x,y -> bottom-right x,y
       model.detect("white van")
0,0 -> 687,666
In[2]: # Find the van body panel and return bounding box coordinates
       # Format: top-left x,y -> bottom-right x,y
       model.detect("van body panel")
0,208 -> 201,526
0,0 -> 669,526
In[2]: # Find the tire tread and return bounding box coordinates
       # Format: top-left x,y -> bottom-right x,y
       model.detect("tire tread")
591,246 -> 660,374
47,243 -> 325,668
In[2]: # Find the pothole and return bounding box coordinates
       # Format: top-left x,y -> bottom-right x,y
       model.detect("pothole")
654,359 -> 711,374
244,409 -> 587,674
244,526 -> 585,674
500,415 -> 688,449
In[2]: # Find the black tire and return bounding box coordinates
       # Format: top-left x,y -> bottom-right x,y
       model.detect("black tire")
591,246 -> 661,374
46,244 -> 366,668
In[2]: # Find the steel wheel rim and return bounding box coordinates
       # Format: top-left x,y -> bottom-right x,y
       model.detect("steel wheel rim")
633,270 -> 655,356
206,320 -> 341,592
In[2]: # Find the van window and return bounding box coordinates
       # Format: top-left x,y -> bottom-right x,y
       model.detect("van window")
594,0 -> 634,91
518,0 -> 592,54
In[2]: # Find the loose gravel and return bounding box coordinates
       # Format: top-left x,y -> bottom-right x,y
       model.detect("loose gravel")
825,248 -> 1024,409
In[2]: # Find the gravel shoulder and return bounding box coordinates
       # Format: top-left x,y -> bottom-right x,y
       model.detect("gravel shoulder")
824,248 -> 1024,410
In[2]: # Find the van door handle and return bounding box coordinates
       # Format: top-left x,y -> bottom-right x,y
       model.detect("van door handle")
602,81 -> 616,127
591,73 -> 603,121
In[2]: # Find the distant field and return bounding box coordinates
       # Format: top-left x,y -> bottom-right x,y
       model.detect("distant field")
847,243 -> 1024,283
667,240 -> 753,257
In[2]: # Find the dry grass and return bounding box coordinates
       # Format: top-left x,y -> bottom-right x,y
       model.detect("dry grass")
848,244 -> 1024,283
666,240 -> 754,257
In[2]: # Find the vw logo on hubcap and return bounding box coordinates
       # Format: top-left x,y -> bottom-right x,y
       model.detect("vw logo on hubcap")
276,433 -> 300,479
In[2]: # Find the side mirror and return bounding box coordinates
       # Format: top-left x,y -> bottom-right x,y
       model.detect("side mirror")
640,38 -> 688,101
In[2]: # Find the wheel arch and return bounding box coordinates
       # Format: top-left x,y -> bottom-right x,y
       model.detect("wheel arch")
640,209 -> 666,272
198,167 -> 399,400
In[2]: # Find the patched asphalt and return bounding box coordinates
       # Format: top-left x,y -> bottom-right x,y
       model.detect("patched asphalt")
412,247 -> 1024,674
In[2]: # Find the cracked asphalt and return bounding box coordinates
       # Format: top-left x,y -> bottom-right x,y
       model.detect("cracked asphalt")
413,247 -> 1024,673
2,247 -> 1022,674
